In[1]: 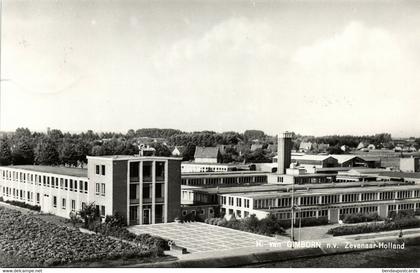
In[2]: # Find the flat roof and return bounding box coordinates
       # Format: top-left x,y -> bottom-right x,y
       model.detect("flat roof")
87,155 -> 182,161
4,165 -> 88,178
181,162 -> 249,166
186,180 -> 415,196
229,183 -> 420,199
181,171 -> 269,178
379,171 -> 420,179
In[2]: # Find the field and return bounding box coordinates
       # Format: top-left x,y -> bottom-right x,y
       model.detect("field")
0,206 -> 168,267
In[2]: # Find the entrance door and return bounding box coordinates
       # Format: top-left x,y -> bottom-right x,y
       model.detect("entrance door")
143,208 -> 151,224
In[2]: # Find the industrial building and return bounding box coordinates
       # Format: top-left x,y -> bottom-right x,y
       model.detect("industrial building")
0,155 -> 182,225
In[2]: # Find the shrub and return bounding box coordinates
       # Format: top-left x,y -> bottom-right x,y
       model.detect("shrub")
342,213 -> 380,224
3,200 -> 41,211
328,213 -> 420,236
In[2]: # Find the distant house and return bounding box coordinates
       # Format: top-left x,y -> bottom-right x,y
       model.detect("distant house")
315,143 -> 330,152
409,146 -> 417,152
250,144 -> 263,151
299,142 -> 313,152
356,142 -> 367,150
330,155 -> 367,167
172,146 -> 186,157
340,145 -> 350,152
194,147 -> 222,163
367,144 -> 376,150
216,144 -> 234,154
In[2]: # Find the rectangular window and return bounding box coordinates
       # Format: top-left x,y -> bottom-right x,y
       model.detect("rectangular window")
96,165 -> 100,174
60,178 -> 64,189
53,196 -> 57,208
155,183 -> 163,198
65,179 -> 68,190
74,180 -> 77,191
96,183 -> 100,195
71,200 -> 76,211
70,179 -> 73,191
143,162 -> 152,182
101,165 -> 106,175
100,205 -> 105,216
36,193 -> 40,204
84,181 -> 88,194
101,183 -> 105,196
62,198 -> 66,209
130,184 -> 139,200
79,181 -> 83,193
130,162 -> 140,181
43,176 -> 46,186
143,184 -> 151,199
156,162 -> 165,181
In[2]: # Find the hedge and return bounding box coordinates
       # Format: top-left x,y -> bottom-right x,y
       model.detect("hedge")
1,199 -> 41,212
328,217 -> 420,236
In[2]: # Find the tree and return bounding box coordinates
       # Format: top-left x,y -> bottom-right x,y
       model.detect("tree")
34,137 -> 59,165
150,143 -> 171,157
181,143 -> 196,161
243,130 -> 265,143
327,145 -> 344,154
0,138 -> 12,166
12,138 -> 34,165
59,142 -> 79,167
79,202 -> 100,229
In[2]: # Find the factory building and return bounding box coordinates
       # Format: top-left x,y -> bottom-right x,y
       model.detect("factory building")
0,155 -> 182,226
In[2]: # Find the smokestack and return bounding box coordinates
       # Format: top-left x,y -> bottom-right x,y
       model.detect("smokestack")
278,131 -> 293,174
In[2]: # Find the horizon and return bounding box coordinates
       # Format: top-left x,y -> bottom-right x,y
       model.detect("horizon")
2,1 -> 420,137
0,127 -> 416,140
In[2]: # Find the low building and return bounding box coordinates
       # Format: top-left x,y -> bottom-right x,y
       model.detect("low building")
299,142 -> 313,152
400,157 -> 420,173
291,155 -> 339,171
171,146 -> 186,157
0,155 -> 182,226
330,155 -> 368,167
194,147 -> 222,163
218,182 -> 420,223
181,162 -> 252,173
181,171 -> 268,186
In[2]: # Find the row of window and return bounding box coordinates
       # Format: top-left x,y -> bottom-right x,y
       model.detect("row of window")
129,183 -> 165,201
3,187 -> 40,204
129,162 -> 165,182
181,176 -> 267,186
246,190 -> 420,209
95,183 -> 106,196
95,165 -> 106,176
2,171 -> 88,194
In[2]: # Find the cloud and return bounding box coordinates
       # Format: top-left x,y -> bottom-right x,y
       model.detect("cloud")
293,21 -> 404,73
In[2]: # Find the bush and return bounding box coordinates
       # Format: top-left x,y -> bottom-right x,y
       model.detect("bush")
328,212 -> 420,236
3,199 -> 41,211
342,213 -> 381,224
204,214 -> 286,236
85,217 -> 169,256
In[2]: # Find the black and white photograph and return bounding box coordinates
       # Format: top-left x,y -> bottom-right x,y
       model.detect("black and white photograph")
0,0 -> 420,271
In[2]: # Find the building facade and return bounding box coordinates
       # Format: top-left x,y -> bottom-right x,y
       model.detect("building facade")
0,155 -> 182,226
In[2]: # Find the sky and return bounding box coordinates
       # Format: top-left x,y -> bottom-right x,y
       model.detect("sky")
1,0 -> 420,137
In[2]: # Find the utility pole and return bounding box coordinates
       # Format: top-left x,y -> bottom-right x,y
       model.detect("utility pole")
0,0 -> 2,133
290,182 -> 295,242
